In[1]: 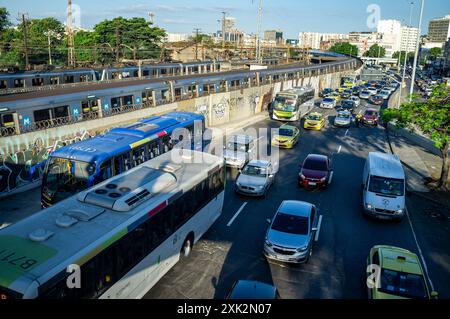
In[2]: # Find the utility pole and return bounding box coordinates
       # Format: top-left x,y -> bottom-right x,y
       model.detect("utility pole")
256,0 -> 263,64
115,22 -> 121,63
46,31 -> 53,65
221,12 -> 226,50
20,13 -> 30,70
410,0 -> 424,101
67,0 -> 76,67
193,28 -> 201,60
398,1 -> 414,109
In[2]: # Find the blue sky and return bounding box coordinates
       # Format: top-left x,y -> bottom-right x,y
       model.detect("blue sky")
1,0 -> 449,38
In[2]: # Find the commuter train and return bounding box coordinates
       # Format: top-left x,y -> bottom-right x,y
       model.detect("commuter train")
0,53 -> 362,137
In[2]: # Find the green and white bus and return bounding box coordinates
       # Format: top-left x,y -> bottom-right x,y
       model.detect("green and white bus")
0,149 -> 225,299
271,86 -> 315,122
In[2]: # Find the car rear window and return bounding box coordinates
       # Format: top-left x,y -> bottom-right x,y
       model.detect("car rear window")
303,158 -> 327,171
271,213 -> 309,235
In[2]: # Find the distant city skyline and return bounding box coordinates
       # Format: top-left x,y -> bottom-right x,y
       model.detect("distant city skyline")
1,0 -> 449,38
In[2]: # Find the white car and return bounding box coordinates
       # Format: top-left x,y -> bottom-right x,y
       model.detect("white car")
223,135 -> 256,169
379,90 -> 391,100
320,97 -> 337,109
367,87 -> 378,96
350,96 -> 360,107
359,90 -> 371,99
334,110 -> 352,127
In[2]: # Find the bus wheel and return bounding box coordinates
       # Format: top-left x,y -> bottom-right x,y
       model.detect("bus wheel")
181,235 -> 193,259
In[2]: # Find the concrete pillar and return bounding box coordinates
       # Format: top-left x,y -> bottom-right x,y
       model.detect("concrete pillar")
256,72 -> 260,86
13,112 -> 21,135
152,91 -> 157,106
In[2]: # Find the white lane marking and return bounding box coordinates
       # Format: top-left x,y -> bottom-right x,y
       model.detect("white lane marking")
337,145 -> 342,154
227,202 -> 248,227
315,215 -> 323,242
405,206 -> 435,291
345,129 -> 349,136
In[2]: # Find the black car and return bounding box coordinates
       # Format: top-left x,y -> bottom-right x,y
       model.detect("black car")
226,280 -> 279,299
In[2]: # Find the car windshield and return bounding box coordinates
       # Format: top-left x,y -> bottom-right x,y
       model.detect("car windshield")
279,128 -> 294,136
342,101 -> 353,107
369,175 -> 404,196
379,269 -> 428,299
271,213 -> 309,235
307,115 -> 322,121
362,91 -> 370,95
337,112 -> 350,119
323,98 -> 334,103
273,96 -> 297,112
365,110 -> 378,116
242,165 -> 268,177
303,158 -> 328,171
43,157 -> 95,201
227,142 -> 248,152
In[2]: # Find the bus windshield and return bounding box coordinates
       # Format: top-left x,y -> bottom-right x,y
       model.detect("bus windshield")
42,157 -> 96,202
273,96 -> 297,112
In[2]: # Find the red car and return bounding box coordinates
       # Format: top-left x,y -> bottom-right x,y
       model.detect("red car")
369,94 -> 384,106
362,109 -> 379,126
298,154 -> 333,188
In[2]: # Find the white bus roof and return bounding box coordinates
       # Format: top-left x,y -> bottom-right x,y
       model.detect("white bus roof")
367,152 -> 404,180
0,150 -> 223,295
276,86 -> 314,97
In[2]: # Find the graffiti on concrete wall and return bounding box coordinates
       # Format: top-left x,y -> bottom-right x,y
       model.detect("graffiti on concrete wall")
0,128 -> 94,194
212,97 -> 228,119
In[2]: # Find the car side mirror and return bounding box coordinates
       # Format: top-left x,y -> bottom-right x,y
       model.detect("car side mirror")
311,227 -> 318,232
266,219 -> 271,224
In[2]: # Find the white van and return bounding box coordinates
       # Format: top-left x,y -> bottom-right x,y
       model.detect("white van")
362,152 -> 406,221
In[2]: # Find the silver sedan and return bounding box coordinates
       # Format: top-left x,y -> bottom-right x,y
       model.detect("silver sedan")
235,160 -> 275,197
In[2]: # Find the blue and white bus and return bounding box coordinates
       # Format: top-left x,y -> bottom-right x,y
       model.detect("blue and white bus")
0,149 -> 225,299
40,111 -> 205,208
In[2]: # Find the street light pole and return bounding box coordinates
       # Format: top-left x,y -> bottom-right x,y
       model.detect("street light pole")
46,31 -> 53,65
398,1 -> 414,108
409,0 -> 425,102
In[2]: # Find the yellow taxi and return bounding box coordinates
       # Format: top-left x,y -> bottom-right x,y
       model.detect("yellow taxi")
271,124 -> 300,149
366,245 -> 438,299
329,92 -> 341,101
303,112 -> 325,130
337,86 -> 347,93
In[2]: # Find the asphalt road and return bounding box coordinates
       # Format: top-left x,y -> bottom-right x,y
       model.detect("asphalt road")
144,96 -> 446,299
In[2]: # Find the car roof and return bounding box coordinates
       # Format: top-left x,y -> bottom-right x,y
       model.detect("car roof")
368,152 -> 404,179
278,200 -> 313,217
247,159 -> 271,167
280,124 -> 297,130
307,112 -> 322,117
229,280 -> 277,299
377,246 -> 423,275
305,153 -> 328,162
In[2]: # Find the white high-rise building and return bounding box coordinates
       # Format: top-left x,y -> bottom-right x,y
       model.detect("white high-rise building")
400,26 -> 419,53
377,19 -> 401,57
298,32 -> 349,49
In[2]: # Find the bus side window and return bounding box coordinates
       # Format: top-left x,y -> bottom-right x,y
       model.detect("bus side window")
123,152 -> 132,170
132,146 -> 145,166
161,135 -> 172,153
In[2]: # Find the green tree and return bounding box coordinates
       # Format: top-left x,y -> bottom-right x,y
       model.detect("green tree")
428,47 -> 442,60
74,31 -> 96,63
0,7 -> 10,33
381,84 -> 450,190
94,17 -> 166,63
393,51 -> 415,64
0,28 -> 22,67
364,44 -> 386,58
328,42 -> 359,56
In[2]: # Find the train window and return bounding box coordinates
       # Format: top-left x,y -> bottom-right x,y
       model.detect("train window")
64,75 -> 74,83
34,109 -> 51,122
133,70 -> 139,77
123,95 -> 133,105
174,88 -> 182,100
161,89 -> 170,101
143,70 -> 150,77
80,75 -> 90,82
161,68 -> 167,75
32,77 -> 44,87
187,85 -> 197,97
0,80 -> 7,89
49,77 -> 59,85
1,113 -> 14,127
111,97 -> 119,109
53,106 -> 69,119
13,79 -> 25,88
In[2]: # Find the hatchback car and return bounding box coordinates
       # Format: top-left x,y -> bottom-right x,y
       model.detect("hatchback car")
379,90 -> 390,100
319,88 -> 333,97
350,95 -> 361,107
366,245 -> 438,299
341,89 -> 353,99
369,94 -> 384,106
303,112 -> 325,130
328,92 -> 341,102
339,99 -> 356,113
223,135 -> 255,169
298,154 -> 333,188
264,200 -> 319,264
367,87 -> 378,96
235,160 -> 275,197
320,97 -> 337,109
334,110 -> 352,128
226,280 -> 279,299
271,124 -> 300,149
362,109 -> 379,126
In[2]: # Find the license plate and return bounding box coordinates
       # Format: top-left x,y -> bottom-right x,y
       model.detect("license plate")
309,182 -> 317,186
